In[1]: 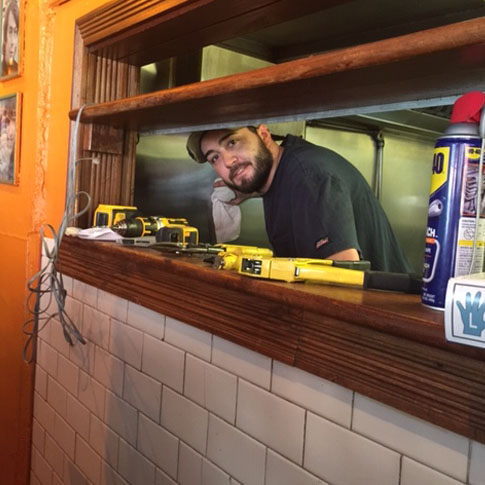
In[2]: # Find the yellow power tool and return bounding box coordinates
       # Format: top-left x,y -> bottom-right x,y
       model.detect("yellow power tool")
112,216 -> 199,245
217,252 -> 421,293
93,204 -> 139,227
213,244 -> 274,268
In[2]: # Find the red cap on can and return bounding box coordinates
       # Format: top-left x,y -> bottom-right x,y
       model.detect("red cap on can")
450,91 -> 485,124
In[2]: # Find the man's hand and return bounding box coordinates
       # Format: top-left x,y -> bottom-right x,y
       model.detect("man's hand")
213,179 -> 258,205
327,248 -> 360,261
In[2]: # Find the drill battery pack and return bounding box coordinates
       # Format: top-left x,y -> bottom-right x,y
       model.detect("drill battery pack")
156,225 -> 199,245
93,204 -> 139,227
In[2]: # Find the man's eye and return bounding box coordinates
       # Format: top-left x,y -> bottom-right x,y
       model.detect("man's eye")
228,138 -> 237,147
209,154 -> 218,164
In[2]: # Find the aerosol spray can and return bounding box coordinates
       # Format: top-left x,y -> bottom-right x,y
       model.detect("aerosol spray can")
422,123 -> 485,310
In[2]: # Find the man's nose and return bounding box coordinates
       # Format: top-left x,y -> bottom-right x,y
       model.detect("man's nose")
222,151 -> 237,168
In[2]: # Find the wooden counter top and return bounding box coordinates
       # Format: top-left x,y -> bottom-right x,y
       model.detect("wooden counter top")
58,236 -> 485,443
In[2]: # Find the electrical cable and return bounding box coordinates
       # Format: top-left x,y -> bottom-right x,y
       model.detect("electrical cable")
23,104 -> 95,364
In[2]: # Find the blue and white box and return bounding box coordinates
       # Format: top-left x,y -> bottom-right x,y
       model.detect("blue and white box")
445,273 -> 485,348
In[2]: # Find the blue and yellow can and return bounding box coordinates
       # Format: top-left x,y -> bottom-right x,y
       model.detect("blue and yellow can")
422,123 -> 484,310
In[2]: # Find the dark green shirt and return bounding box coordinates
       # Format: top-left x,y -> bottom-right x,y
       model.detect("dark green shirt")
263,135 -> 413,273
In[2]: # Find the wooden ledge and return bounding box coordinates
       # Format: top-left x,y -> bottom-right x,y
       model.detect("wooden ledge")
58,236 -> 485,443
70,16 -> 485,131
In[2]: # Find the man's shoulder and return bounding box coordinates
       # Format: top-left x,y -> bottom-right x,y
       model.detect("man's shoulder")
283,135 -> 347,163
282,136 -> 343,178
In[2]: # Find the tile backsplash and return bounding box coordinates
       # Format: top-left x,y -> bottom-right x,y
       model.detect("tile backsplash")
31,276 -> 484,485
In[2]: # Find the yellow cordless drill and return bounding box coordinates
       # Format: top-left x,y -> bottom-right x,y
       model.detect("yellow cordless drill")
112,216 -> 199,245
93,204 -> 139,227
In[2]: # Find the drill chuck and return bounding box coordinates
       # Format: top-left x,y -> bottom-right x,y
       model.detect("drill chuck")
111,218 -> 145,237
112,216 -> 165,237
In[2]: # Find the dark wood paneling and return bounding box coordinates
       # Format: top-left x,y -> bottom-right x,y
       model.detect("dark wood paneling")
75,48 -> 140,226
58,236 -> 485,443
77,0 -> 348,65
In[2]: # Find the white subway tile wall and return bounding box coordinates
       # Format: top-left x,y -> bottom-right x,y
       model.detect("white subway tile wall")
212,336 -> 272,389
49,319 -> 72,359
271,361 -> 352,428
266,450 -> 327,485
236,380 -> 305,464
156,468 -> 178,485
353,394 -> 469,481
31,418 -> 45,452
73,279 -> 97,308
142,335 -> 185,393
123,365 -> 162,422
137,413 -> 179,479
304,412 -> 401,485
66,394 -> 90,440
34,365 -> 48,398
470,441 -> 485,485
94,346 -> 124,396
89,414 -> 120,468
118,439 -> 156,485
127,301 -> 165,339
178,442 -> 203,485
165,317 -> 212,362
83,306 -> 111,350
57,353 -> 80,396
104,390 -> 138,446
207,414 -> 266,485
161,387 -> 209,454
184,354 -> 237,424
45,433 -> 64,478
401,457 -> 466,485
31,276 -> 476,485
75,434 -> 102,484
202,458 -> 232,485
47,377 -> 68,419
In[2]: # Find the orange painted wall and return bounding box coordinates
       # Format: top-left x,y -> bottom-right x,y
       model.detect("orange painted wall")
0,0 -> 111,483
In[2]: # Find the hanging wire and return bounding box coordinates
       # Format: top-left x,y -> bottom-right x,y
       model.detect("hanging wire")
23,105 -> 96,364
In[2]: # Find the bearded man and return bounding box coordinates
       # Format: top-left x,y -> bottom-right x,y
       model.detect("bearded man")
187,125 -> 412,273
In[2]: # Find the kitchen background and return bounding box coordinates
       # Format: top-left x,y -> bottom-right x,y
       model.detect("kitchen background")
134,45 -> 451,273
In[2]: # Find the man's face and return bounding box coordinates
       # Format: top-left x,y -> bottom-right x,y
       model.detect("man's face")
200,127 -> 273,193
5,11 -> 18,63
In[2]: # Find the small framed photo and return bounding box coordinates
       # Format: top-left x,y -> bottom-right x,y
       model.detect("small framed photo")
0,0 -> 20,80
0,93 -> 20,184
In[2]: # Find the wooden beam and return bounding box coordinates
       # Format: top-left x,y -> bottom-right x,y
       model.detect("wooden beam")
70,16 -> 485,130
275,5 -> 485,62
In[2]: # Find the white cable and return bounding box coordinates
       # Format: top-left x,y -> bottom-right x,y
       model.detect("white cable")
23,105 -> 93,364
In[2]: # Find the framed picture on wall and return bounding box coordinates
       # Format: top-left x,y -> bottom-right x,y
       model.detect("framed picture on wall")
0,0 -> 20,79
0,93 -> 20,184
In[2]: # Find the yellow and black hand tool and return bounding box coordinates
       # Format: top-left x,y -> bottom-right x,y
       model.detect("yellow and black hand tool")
93,204 -> 139,227
218,253 -> 420,294
112,216 -> 198,245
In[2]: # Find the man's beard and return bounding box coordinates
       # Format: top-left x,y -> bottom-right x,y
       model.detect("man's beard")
225,138 -> 273,194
